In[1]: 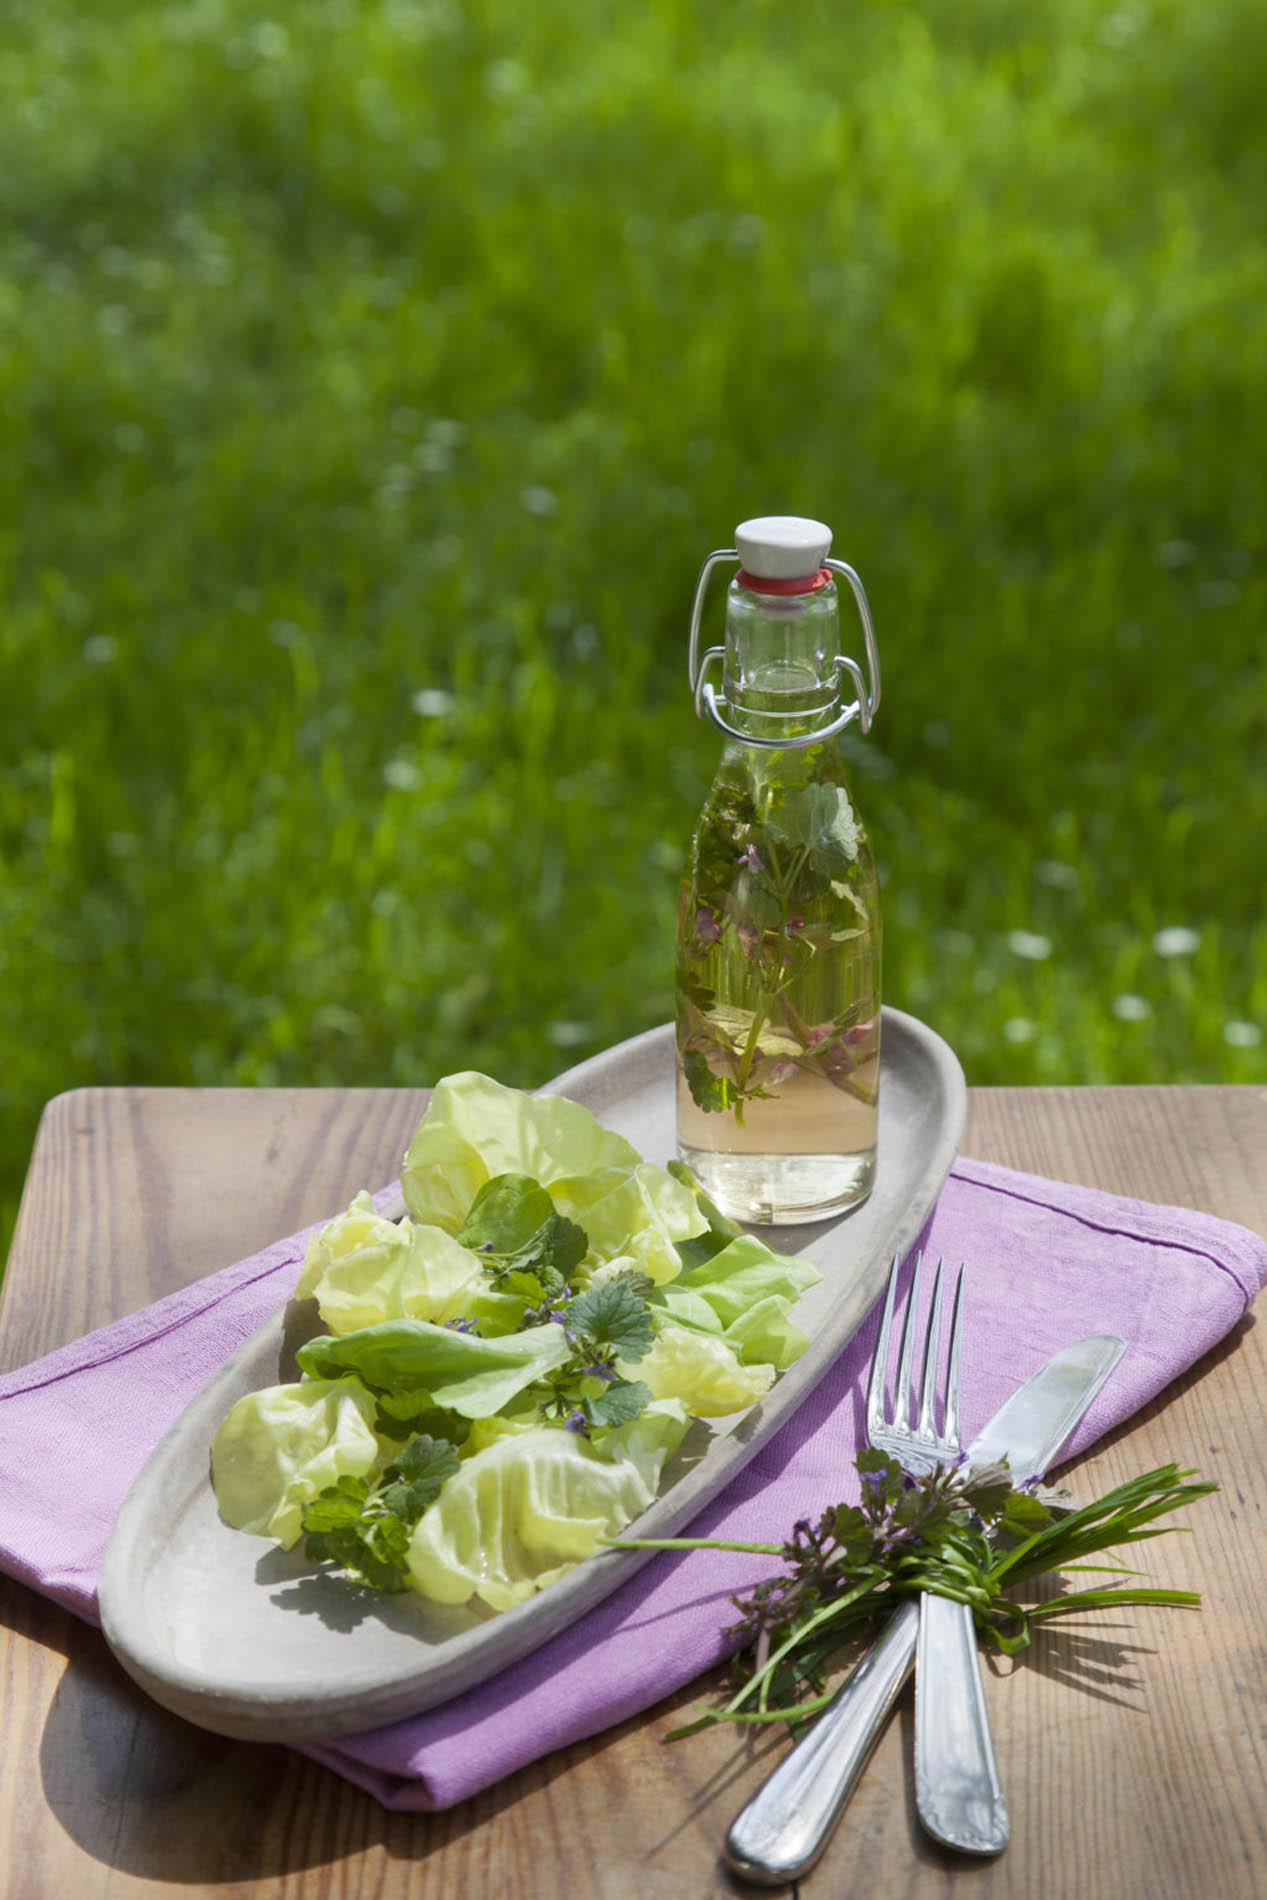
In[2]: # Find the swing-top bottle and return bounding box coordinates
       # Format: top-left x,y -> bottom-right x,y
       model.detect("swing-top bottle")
675,515 -> 882,1225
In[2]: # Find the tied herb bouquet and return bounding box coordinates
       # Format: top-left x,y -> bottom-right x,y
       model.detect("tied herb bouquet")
612,1451 -> 1215,1734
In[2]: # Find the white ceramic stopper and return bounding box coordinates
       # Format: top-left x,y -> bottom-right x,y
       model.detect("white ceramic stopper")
735,515 -> 833,580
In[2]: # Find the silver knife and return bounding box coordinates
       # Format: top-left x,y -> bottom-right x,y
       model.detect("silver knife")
723,1333 -> 1126,1886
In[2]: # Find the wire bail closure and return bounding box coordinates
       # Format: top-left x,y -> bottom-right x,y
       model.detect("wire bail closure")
686,550 -> 882,749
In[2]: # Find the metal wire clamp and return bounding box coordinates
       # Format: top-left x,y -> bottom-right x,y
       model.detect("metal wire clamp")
686,549 -> 882,750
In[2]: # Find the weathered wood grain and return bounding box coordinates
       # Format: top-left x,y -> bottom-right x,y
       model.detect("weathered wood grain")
1,1083 -> 1264,1900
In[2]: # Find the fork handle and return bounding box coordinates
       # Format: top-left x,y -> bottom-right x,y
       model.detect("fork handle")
723,1598 -> 919,1885
914,1592 -> 1010,1854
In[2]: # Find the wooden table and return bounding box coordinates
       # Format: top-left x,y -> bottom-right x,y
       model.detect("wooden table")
2,1083 -> 1266,1899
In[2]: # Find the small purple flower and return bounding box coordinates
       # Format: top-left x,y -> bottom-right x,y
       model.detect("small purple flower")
737,842 -> 762,873
584,1362 -> 619,1384
806,1023 -> 835,1047
843,1018 -> 876,1049
443,1316 -> 479,1334
563,1408 -> 589,1436
786,915 -> 806,935
694,904 -> 721,945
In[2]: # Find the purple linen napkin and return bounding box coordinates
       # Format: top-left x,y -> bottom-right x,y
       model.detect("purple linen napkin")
1,1158 -> 1263,1809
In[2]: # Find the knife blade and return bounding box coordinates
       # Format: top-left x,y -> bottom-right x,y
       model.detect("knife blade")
723,1333 -> 1127,1886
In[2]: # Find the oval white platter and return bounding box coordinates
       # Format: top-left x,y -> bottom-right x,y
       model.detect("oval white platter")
99,1009 -> 964,1742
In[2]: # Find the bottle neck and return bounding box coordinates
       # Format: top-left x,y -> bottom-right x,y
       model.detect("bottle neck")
722,577 -> 841,743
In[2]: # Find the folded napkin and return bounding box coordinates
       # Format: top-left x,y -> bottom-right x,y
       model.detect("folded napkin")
1,1158 -> 1263,1810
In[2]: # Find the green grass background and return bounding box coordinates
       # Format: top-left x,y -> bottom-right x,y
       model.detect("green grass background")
3,0 -> 1265,1263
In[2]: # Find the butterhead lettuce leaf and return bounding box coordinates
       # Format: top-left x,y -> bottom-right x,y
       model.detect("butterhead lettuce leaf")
655,1233 -> 821,1368
405,1406 -> 686,1611
401,1071 -> 643,1232
549,1162 -> 706,1285
295,1190 -> 411,1307
210,1376 -> 380,1548
619,1320 -> 776,1417
297,1192 -> 492,1337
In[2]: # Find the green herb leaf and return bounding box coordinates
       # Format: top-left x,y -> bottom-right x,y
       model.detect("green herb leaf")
378,1433 -> 463,1521
585,1378 -> 652,1428
459,1173 -> 558,1253
301,1473 -> 371,1533
567,1276 -> 656,1362
765,782 -> 860,866
683,1050 -> 737,1115
301,1432 -> 463,1591
457,1171 -> 589,1285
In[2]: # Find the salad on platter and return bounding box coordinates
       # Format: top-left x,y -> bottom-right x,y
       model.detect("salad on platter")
210,1072 -> 820,1616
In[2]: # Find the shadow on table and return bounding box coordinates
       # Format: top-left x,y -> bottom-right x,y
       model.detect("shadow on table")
27,1605 -> 569,1885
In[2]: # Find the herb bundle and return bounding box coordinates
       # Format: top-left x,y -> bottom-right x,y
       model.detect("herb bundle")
609,1452 -> 1216,1734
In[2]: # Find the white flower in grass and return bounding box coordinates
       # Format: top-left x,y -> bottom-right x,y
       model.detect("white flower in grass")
1153,926 -> 1200,958
1003,1017 -> 1035,1044
1112,994 -> 1151,1022
383,758 -> 421,791
1223,1021 -> 1263,1049
547,1021 -> 591,1048
1007,930 -> 1052,961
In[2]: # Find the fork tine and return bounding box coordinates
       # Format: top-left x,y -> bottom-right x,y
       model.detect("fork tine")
894,1250 -> 922,1429
915,1256 -> 945,1441
866,1252 -> 902,1438
943,1262 -> 966,1449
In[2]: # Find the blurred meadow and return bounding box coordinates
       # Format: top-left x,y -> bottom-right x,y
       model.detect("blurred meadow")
3,0 -> 1266,1261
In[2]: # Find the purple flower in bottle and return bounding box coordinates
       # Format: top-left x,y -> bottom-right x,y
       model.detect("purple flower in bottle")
693,905 -> 722,945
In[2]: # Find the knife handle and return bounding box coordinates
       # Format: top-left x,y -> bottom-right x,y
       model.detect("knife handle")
723,1597 -> 919,1886
914,1593 -> 1009,1854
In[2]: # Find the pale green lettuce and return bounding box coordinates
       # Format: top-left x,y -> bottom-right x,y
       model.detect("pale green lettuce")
401,1071 -> 643,1232
294,1190 -> 411,1307
549,1162 -> 706,1285
655,1234 -> 821,1369
400,1072 -> 707,1282
210,1376 -> 380,1548
296,1190 -> 491,1336
620,1321 -> 776,1416
406,1401 -> 689,1611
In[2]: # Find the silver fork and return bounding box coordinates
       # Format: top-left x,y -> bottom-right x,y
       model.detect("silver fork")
724,1252 -> 1006,1886
869,1252 -> 1008,1855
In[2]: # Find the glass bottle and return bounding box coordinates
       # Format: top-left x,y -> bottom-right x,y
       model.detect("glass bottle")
675,515 -> 882,1225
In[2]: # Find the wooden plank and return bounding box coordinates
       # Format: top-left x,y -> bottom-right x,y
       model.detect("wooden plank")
0,1085 -> 1264,1899
1,1086 -> 430,1363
